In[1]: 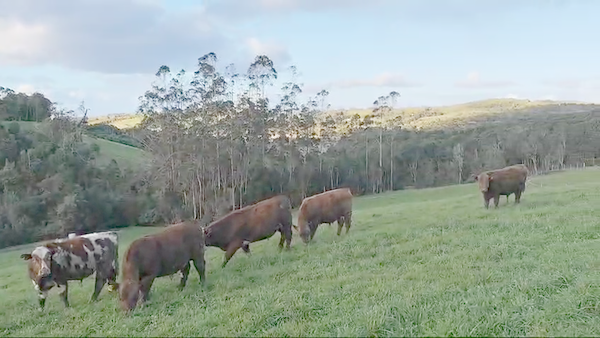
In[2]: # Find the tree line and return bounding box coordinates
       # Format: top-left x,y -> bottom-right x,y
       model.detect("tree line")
1,52 -> 600,248
130,53 -> 600,225
0,87 -> 54,122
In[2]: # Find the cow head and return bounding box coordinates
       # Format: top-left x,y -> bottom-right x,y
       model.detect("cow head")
295,217 -> 311,244
119,280 -> 140,312
203,226 -> 215,247
21,246 -> 54,290
474,173 -> 493,192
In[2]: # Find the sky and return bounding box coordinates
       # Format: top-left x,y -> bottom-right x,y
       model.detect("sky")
0,0 -> 599,117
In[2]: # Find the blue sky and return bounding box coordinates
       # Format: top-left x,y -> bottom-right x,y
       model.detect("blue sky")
0,0 -> 598,117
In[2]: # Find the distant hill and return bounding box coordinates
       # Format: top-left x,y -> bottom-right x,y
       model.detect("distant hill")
87,98 -> 600,133
320,98 -> 599,132
87,113 -> 144,130
2,121 -> 149,170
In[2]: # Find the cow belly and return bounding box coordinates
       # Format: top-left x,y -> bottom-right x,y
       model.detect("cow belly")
320,214 -> 342,224
252,231 -> 277,243
66,267 -> 95,281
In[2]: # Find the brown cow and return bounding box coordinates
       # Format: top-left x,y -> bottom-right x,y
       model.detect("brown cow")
20,231 -> 119,311
204,195 -> 293,267
294,188 -> 353,244
474,163 -> 529,209
119,221 -> 206,312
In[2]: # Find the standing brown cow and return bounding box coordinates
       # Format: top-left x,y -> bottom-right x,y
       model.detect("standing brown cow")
294,188 -> 353,244
119,221 -> 206,312
204,195 -> 293,267
474,163 -> 528,209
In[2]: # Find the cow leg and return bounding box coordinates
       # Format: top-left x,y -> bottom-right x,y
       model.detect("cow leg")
107,279 -> 119,293
223,242 -> 241,267
91,276 -> 106,302
139,276 -> 155,303
493,194 -> 500,208
58,283 -> 70,308
309,223 -> 318,241
515,190 -> 522,204
242,241 -> 251,255
278,232 -> 285,249
336,220 -> 343,236
483,196 -> 490,209
344,213 -> 352,234
279,225 -> 292,250
178,262 -> 191,291
107,262 -> 119,292
38,290 -> 48,311
192,258 -> 206,287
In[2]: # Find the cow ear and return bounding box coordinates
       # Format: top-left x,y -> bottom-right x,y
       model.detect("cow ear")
474,175 -> 478,180
20,253 -> 32,260
488,175 -> 493,181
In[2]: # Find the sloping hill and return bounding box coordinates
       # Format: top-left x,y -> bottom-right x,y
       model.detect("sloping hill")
322,98 -> 599,131
1,121 -> 149,169
88,113 -> 144,130
88,98 -> 600,133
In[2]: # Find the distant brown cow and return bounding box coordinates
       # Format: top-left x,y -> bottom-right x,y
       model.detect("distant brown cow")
20,231 -> 119,311
474,163 -> 528,209
294,188 -> 353,244
204,195 -> 293,267
119,221 -> 206,312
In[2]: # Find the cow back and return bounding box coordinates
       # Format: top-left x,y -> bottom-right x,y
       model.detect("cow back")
299,188 -> 353,225
204,195 -> 292,248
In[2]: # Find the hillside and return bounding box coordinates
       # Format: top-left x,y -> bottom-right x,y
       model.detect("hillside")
87,98 -> 600,133
321,98 -> 599,132
2,121 -> 149,170
88,113 -> 145,130
1,168 -> 600,336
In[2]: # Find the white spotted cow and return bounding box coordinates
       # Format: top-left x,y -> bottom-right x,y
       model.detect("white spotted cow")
20,231 -> 119,310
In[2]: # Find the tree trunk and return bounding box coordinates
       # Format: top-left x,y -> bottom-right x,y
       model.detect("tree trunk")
389,133 -> 394,191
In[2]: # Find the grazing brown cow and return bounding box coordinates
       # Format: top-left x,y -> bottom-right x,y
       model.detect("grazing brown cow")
204,195 -> 293,267
294,188 -> 353,244
474,163 -> 529,209
119,221 -> 206,312
20,231 -> 119,311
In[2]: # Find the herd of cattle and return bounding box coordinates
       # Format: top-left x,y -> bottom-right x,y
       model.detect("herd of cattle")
19,163 -> 527,312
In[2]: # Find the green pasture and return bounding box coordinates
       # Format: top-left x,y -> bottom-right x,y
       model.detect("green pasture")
1,168 -> 599,336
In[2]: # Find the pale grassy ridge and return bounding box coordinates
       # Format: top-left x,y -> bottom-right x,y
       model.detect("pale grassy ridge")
87,114 -> 144,130
321,98 -> 596,132
89,98 -> 598,134
1,169 -> 600,336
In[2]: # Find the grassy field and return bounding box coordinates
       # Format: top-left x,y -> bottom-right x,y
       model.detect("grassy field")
1,168 -> 600,336
84,136 -> 149,169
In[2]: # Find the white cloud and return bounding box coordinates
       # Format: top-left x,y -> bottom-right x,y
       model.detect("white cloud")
0,19 -> 52,66
0,0 -> 232,74
541,77 -> 599,90
207,0 -> 389,21
308,72 -> 420,93
15,84 -> 37,95
67,90 -> 85,99
455,71 -> 515,89
245,37 -> 292,65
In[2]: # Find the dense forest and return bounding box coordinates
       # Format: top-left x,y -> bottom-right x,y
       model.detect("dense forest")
1,52 -> 600,248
